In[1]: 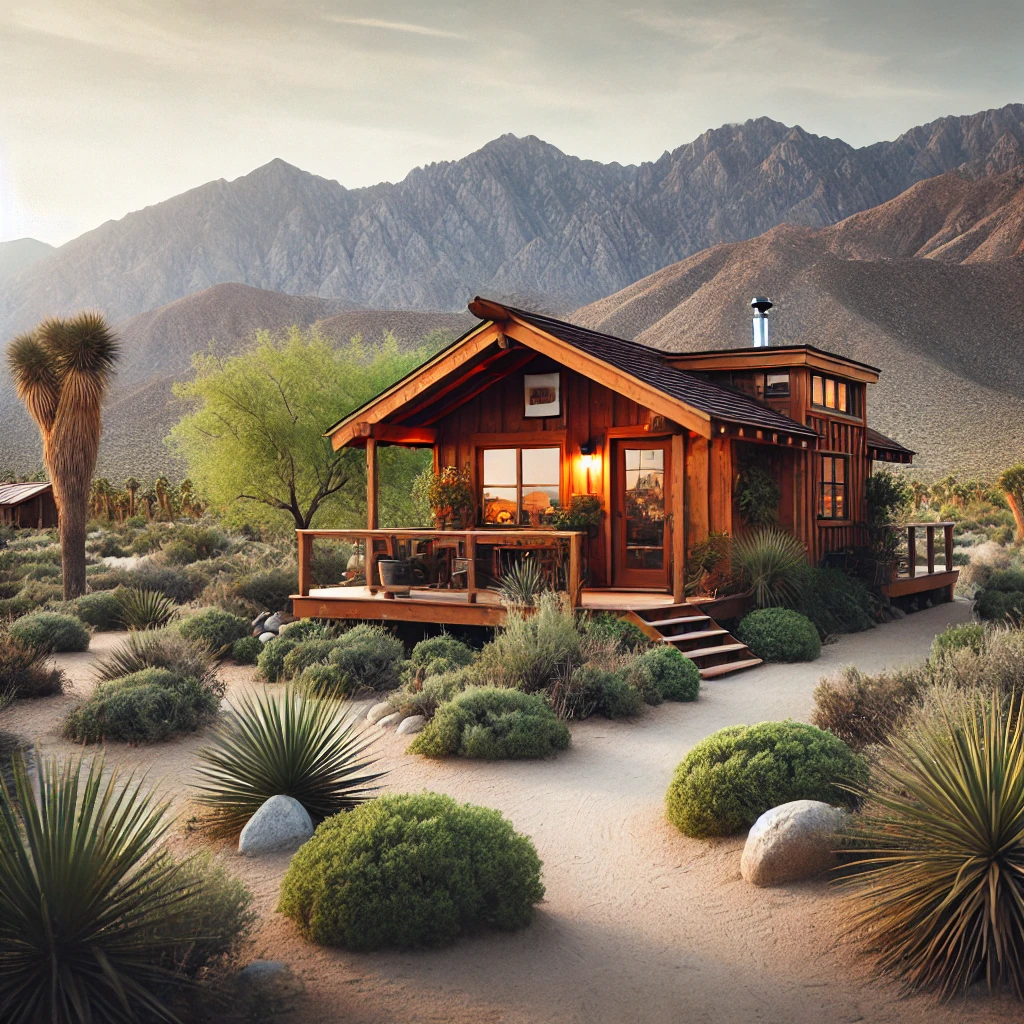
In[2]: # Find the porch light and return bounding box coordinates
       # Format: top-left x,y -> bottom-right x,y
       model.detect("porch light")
579,442 -> 597,494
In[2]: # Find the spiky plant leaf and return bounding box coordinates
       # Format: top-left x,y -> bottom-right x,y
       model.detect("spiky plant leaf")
731,528 -> 808,608
118,587 -> 178,630
39,312 -> 120,387
93,629 -> 218,691
498,557 -> 547,607
192,686 -> 385,837
0,755 -> 194,1023
5,332 -> 59,436
839,693 -> 1024,999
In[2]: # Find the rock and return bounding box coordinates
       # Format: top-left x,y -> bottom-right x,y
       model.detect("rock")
251,611 -> 271,634
366,701 -> 394,724
238,795 -> 313,856
258,631 -> 276,644
740,800 -> 849,887
396,714 -> 426,735
376,712 -> 404,729
263,612 -> 285,634
237,960 -> 288,986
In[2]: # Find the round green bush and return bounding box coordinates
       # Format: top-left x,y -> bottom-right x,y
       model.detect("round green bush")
68,591 -> 123,631
327,625 -> 405,691
178,609 -> 250,653
410,634 -> 475,672
277,792 -> 544,950
279,619 -> 334,643
585,612 -> 652,652
231,636 -> 262,665
932,622 -> 988,660
10,612 -> 90,654
637,646 -> 700,701
282,638 -> 341,680
736,608 -> 821,662
409,686 -> 570,759
665,721 -> 867,838
974,573 -> 1024,624
256,636 -> 297,682
566,665 -> 644,719
298,662 -> 354,698
63,668 -> 220,744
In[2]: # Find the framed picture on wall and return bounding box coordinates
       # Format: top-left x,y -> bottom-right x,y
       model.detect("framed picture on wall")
524,372 -> 560,417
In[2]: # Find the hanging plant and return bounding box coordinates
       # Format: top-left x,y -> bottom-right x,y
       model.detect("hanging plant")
426,466 -> 474,526
736,465 -> 781,527
549,494 -> 602,531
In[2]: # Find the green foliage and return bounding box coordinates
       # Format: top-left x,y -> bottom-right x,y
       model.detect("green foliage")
865,469 -> 912,528
731,528 -> 808,608
0,755 -> 254,1022
128,562 -> 208,602
169,326 -> 429,530
327,625 -> 405,691
277,792 -> 544,950
9,611 -> 90,654
812,665 -> 926,751
64,589 -> 123,630
282,638 -> 341,679
974,569 -> 1024,624
298,663 -> 353,699
160,525 -> 230,565
736,608 -> 822,662
425,465 -> 474,521
387,667 -> 477,719
0,730 -> 29,795
931,622 -> 988,660
548,494 -> 602,531
179,608 -> 250,653
117,587 -> 178,630
498,558 -> 548,606
64,667 -> 222,744
584,613 -> 652,653
839,694 -> 1024,998
409,686 -> 571,759
233,567 -> 298,612
192,686 -> 383,836
685,531 -> 734,596
256,636 -> 297,682
563,664 -> 645,719
231,635 -> 262,665
279,618 -> 335,643
636,645 -> 700,701
94,629 -> 219,688
665,721 -> 867,838
409,634 -> 475,672
0,631 -> 64,698
736,465 -> 781,527
793,567 -> 874,638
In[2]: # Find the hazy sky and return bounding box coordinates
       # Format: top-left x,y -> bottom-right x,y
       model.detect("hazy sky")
2,0 -> 1022,245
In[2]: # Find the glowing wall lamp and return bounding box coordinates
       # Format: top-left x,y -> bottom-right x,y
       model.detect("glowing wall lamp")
579,442 -> 597,493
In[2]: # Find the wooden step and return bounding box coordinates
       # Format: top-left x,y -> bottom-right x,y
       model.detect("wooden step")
682,642 -> 750,661
643,614 -> 709,628
699,658 -> 763,679
662,628 -> 728,645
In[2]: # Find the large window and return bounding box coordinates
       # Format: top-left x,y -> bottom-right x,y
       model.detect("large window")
818,455 -> 848,519
482,447 -> 560,525
811,374 -> 859,415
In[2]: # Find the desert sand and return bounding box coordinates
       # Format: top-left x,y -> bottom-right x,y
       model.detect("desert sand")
3,597 -> 1019,1024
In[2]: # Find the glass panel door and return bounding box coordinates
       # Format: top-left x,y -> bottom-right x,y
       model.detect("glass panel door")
613,440 -> 670,588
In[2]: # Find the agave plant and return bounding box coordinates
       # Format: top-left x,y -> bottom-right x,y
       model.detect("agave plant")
117,587 -> 178,630
839,692 -> 1024,998
192,686 -> 385,837
0,755 -> 197,1023
498,557 -> 547,607
731,527 -> 808,608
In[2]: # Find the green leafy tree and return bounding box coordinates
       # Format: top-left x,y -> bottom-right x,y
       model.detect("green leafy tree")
169,327 -> 431,530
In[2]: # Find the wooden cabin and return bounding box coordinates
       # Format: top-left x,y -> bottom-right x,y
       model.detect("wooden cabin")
0,482 -> 58,530
293,298 -> 956,677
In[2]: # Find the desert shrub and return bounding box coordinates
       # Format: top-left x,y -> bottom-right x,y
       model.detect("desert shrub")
160,526 -> 230,565
387,666 -> 477,719
636,645 -> 700,701
9,612 -> 90,654
931,622 -> 988,660
233,567 -> 298,611
256,636 -> 297,682
299,662 -> 353,699
117,587 -> 178,630
179,609 -> 250,653
475,592 -> 584,692
310,543 -> 352,587
665,721 -> 867,838
560,664 -> 645,720
928,628 -> 1024,702
84,567 -> 133,591
736,607 -> 821,662
792,567 -> 874,638
280,618 -> 336,643
732,528 -> 808,608
64,667 -> 221,744
584,612 -> 652,652
94,629 -> 219,688
16,579 -> 64,605
812,665 -> 927,751
0,755 -> 255,1023
409,634 -> 476,673
277,792 -> 544,950
974,569 -> 1024,624
497,558 -> 548,606
282,638 -> 342,679
20,561 -> 61,581
327,625 -> 405,691
0,631 -> 65,698
409,687 -> 570,759
63,589 -> 123,630
0,594 -> 35,620
231,635 -> 262,664
839,693 -> 1024,998
128,562 -> 208,602
192,686 -> 382,836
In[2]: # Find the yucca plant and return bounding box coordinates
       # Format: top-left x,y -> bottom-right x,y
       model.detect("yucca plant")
839,692 -> 1024,999
731,527 -> 808,608
0,755 -> 204,1023
498,557 -> 547,607
118,586 -> 178,630
94,629 -> 218,690
192,686 -> 385,837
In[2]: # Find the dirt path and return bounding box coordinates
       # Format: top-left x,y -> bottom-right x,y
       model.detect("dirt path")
2,599 -> 1016,1023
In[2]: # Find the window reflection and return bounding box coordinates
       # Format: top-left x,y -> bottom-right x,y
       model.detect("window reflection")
482,447 -> 560,525
624,448 -> 665,570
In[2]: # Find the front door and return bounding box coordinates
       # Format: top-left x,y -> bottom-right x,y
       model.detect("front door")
612,440 -> 671,588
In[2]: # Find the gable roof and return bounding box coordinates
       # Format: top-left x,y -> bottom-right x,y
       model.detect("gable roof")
0,482 -> 52,506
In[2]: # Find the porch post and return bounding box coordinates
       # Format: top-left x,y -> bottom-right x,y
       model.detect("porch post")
671,432 -> 685,603
366,439 -> 378,531
907,526 -> 916,578
297,531 -> 312,597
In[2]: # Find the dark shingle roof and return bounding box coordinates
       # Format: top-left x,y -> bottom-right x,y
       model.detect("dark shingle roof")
866,427 -> 915,457
501,304 -> 820,439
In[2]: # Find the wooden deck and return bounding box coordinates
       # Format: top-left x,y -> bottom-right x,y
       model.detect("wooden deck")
878,522 -> 959,601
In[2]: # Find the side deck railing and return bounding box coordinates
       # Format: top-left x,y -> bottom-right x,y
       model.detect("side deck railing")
296,528 -> 585,607
900,521 -> 956,579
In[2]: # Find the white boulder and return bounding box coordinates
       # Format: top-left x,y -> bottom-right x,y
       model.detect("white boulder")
258,631 -> 276,644
376,712 -> 404,729
740,800 -> 849,887
366,701 -> 394,724
238,795 -> 313,856
396,714 -> 426,736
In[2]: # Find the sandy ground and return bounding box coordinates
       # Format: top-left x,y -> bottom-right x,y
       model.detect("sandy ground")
2,598 -> 1019,1024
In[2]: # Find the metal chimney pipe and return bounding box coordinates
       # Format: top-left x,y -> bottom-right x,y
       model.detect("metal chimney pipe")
751,297 -> 773,348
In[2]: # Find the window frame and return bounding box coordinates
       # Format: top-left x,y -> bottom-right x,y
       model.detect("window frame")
811,373 -> 858,416
480,444 -> 563,526
817,453 -> 850,521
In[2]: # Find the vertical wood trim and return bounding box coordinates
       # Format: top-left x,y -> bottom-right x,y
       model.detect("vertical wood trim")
366,439 -> 379,531
297,532 -> 312,597
671,432 -> 685,602
908,526 -> 917,578
926,526 -> 936,575
944,523 -> 954,574
568,532 -> 583,607
685,435 -> 710,549
466,532 -> 477,603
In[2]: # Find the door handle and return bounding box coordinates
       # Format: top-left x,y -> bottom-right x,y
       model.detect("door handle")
615,511 -> 623,518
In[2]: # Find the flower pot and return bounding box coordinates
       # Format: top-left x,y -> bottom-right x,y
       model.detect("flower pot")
377,559 -> 413,596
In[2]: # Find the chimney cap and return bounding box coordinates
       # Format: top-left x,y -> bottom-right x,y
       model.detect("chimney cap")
750,297 -> 773,314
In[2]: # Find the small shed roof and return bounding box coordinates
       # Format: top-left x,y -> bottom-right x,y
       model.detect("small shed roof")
0,482 -> 52,506
866,428 -> 915,463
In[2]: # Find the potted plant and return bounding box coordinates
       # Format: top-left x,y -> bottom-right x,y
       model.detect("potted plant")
426,466 -> 475,529
549,494 -> 602,536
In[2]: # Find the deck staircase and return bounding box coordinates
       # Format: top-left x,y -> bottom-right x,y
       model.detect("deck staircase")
623,605 -> 762,679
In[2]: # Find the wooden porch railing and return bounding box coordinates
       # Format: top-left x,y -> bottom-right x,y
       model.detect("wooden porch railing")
296,529 -> 586,608
902,521 -> 955,578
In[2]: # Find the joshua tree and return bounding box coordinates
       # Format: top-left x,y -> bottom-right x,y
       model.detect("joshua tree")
123,476 -> 140,517
7,313 -> 120,598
